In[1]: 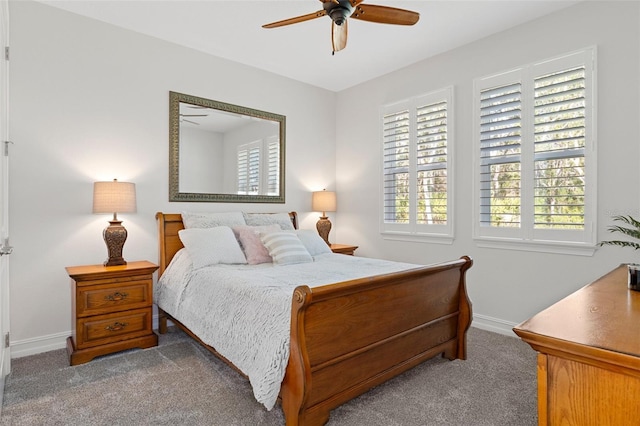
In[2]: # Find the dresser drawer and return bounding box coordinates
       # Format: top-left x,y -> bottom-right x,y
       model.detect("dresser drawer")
76,279 -> 151,317
75,308 -> 152,349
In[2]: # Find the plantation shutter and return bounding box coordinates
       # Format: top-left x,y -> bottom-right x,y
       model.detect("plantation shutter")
237,143 -> 260,195
416,100 -> 448,225
479,82 -> 522,228
382,108 -> 410,224
247,146 -> 260,194
267,138 -> 280,196
533,66 -> 586,230
237,149 -> 248,194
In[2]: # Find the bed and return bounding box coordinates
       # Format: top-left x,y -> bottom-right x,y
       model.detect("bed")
155,211 -> 473,426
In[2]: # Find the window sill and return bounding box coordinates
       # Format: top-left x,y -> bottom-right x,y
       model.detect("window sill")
473,237 -> 597,256
381,232 -> 454,245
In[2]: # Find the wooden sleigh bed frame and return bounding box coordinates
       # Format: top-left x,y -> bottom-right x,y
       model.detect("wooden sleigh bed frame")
155,212 -> 473,426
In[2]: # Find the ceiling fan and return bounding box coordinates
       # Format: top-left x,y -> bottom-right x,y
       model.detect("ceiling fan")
262,0 -> 420,54
180,113 -> 206,125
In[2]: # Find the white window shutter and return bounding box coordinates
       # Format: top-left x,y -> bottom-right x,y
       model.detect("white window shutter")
479,82 -> 522,228
533,66 -> 586,230
382,108 -> 411,225
267,138 -> 280,196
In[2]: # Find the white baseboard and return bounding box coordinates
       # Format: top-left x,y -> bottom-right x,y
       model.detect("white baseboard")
10,330 -> 69,359
471,313 -> 519,337
10,314 -> 519,359
10,315 -> 165,359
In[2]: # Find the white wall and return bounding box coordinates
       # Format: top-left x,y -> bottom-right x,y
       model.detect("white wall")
179,126 -> 223,193
335,1 -> 640,333
8,1 -> 336,356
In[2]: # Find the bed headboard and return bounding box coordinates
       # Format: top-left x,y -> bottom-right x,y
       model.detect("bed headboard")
155,212 -> 298,276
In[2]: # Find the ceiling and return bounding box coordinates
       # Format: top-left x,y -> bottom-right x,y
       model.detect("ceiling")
38,0 -> 580,92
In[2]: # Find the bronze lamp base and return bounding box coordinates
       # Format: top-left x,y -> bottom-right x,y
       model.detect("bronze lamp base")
316,216 -> 332,246
103,220 -> 128,266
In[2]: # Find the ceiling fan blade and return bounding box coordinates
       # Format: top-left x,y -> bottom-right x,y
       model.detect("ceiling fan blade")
263,10 -> 326,29
351,4 -> 419,26
331,21 -> 348,53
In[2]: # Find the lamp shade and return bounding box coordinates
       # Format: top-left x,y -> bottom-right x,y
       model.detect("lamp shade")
93,179 -> 137,214
312,190 -> 336,213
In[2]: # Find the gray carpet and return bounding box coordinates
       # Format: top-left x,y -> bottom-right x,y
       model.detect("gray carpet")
0,327 -> 537,425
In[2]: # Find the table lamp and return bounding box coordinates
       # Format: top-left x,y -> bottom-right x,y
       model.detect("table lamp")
312,189 -> 336,245
93,179 -> 137,266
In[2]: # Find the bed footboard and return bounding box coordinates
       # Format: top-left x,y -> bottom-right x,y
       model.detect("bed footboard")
281,256 -> 473,426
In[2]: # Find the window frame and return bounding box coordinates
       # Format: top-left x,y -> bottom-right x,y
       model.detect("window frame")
380,86 -> 455,244
472,47 -> 597,256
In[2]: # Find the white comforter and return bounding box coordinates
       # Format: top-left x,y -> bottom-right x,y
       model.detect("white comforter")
155,250 -> 418,409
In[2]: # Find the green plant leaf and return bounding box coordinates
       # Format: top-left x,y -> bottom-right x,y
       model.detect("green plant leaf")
598,240 -> 640,250
599,215 -> 640,249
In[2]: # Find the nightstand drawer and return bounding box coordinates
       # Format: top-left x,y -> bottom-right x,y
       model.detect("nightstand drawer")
75,308 -> 152,349
76,279 -> 151,317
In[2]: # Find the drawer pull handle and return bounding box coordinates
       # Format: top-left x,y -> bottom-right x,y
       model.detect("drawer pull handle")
105,292 -> 128,301
105,322 -> 128,332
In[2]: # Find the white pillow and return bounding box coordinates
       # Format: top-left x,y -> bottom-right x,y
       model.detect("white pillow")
181,211 -> 246,229
244,212 -> 295,230
260,231 -> 312,265
178,226 -> 247,268
295,230 -> 332,256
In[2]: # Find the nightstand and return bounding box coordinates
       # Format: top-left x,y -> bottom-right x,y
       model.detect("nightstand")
66,260 -> 159,365
330,244 -> 359,256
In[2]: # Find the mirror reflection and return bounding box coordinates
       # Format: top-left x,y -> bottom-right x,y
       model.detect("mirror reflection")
169,91 -> 286,203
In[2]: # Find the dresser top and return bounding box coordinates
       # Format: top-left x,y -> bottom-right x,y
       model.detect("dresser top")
514,265 -> 640,361
66,260 -> 158,280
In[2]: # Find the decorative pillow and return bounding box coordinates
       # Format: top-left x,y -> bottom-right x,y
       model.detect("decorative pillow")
244,212 -> 295,231
260,231 -> 313,265
178,226 -> 247,268
232,224 -> 280,265
181,211 -> 246,229
295,230 -> 332,256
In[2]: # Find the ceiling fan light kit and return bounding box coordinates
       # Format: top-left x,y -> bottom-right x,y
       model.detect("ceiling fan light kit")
326,1 -> 353,26
262,0 -> 419,54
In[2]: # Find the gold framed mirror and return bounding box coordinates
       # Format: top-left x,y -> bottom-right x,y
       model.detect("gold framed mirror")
169,91 -> 285,203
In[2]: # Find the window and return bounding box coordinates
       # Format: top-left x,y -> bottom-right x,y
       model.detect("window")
237,141 -> 260,195
381,87 -> 453,242
237,137 -> 280,196
473,48 -> 596,254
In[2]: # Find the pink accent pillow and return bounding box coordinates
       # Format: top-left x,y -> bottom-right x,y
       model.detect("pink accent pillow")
233,225 -> 281,264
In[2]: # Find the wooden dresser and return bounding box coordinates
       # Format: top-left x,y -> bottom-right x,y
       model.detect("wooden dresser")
66,260 -> 159,365
513,265 -> 640,425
